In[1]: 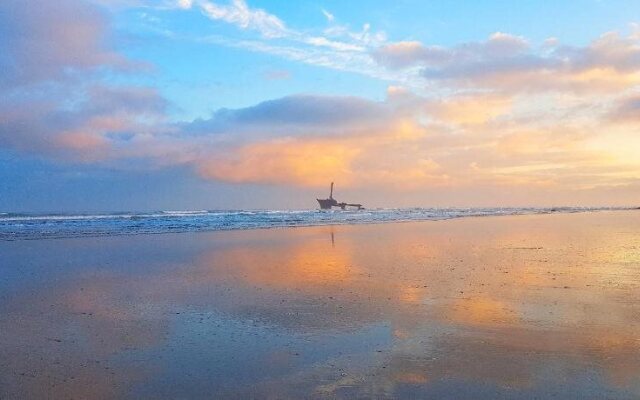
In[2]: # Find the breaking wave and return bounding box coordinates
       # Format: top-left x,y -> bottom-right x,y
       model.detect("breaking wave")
0,207 -> 633,241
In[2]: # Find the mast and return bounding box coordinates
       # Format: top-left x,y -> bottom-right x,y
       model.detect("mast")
329,182 -> 334,199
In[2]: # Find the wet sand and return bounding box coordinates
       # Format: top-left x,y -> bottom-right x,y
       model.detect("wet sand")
1,211 -> 639,399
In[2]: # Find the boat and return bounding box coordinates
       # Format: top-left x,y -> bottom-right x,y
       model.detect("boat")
317,182 -> 338,209
317,182 -> 363,210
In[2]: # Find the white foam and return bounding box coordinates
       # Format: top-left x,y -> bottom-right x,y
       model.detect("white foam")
0,207 -> 632,241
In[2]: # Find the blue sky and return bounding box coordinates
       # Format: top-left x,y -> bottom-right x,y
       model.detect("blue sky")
116,0 -> 639,117
1,0 -> 640,211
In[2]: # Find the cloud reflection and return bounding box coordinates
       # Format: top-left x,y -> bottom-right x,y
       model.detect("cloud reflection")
1,212 -> 639,398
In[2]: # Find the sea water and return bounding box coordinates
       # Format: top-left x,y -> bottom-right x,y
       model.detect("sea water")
0,207 -> 631,240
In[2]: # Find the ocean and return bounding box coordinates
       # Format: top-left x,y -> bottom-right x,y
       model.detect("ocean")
0,207 -> 632,241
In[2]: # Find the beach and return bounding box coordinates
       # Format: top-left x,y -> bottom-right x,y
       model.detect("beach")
1,210 -> 639,399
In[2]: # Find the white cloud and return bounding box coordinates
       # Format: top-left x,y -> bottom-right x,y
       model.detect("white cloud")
303,36 -> 365,52
321,8 -> 334,22
199,0 -> 288,38
185,0 -> 398,83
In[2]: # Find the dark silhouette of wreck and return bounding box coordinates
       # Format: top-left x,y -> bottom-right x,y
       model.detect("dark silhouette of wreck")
317,182 -> 363,210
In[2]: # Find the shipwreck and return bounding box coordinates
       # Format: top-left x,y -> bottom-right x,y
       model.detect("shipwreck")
317,182 -> 363,210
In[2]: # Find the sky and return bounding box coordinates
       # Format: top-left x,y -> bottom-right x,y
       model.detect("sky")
1,0 -> 640,212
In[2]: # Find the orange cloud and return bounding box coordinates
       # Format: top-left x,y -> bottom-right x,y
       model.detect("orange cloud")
178,89 -> 640,203
194,117 -> 453,189
197,138 -> 360,186
428,94 -> 512,125
57,131 -> 109,152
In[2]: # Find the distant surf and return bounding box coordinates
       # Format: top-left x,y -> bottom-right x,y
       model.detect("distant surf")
0,207 -> 633,241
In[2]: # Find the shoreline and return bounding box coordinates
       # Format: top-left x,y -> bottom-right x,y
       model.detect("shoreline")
1,207 -> 636,242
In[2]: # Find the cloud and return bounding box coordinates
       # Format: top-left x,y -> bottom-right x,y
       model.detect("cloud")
172,2 -> 640,102
146,2 -> 640,100
0,0 -> 166,162
194,124 -> 448,189
189,95 -> 390,131
180,94 -> 442,188
372,33 -> 529,71
200,35 -> 382,81
205,95 -> 623,193
0,0 -> 139,89
371,41 -> 436,69
302,36 -> 365,52
426,94 -> 513,125
609,94 -> 640,122
177,0 -> 193,9
373,31 -> 640,94
0,85 -> 168,161
186,0 -> 387,80
197,138 -> 360,186
321,9 -> 335,23
199,0 -> 288,38
2,0 -> 640,205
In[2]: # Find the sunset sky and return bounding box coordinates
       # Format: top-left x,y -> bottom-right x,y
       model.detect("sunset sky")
2,0 -> 640,211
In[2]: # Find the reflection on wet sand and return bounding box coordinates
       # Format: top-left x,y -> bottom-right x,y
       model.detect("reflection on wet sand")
1,211 -> 639,399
